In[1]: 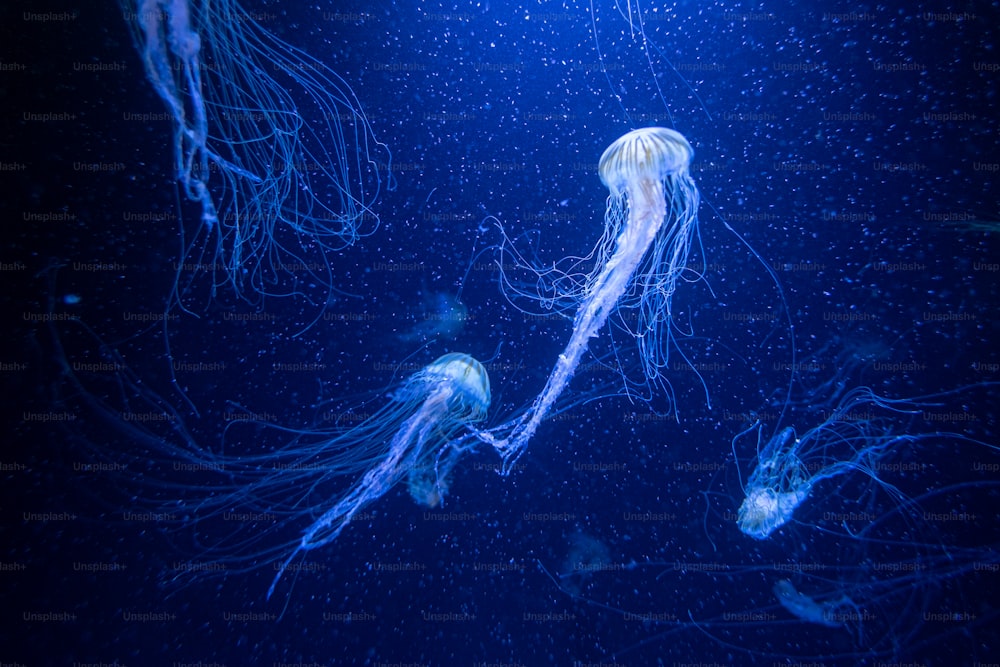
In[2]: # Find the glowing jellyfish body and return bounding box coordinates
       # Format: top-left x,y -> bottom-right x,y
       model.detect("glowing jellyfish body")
267,353 -> 490,598
487,128 -> 699,472
127,0 -> 391,304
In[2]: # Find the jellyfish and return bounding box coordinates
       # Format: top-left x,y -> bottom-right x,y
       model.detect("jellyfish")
736,427 -> 815,539
735,387 -> 916,540
735,383 -> 1000,540
45,308 -> 490,598
557,530 -> 614,596
239,353 -> 490,598
133,0 -> 221,227
772,579 -> 857,629
125,0 -> 392,308
483,127 -> 699,472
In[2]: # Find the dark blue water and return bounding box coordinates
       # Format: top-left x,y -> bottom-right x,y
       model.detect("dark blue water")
4,0 -> 999,664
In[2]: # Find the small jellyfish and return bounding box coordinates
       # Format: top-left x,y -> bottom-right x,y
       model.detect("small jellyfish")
736,387 -> 905,540
737,428 -> 813,539
773,579 -> 847,628
266,353 -> 490,598
735,384 -> 999,540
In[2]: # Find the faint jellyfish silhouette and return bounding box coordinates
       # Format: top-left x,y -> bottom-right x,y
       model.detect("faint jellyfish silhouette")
773,579 -> 859,630
398,290 -> 469,344
559,530 -> 613,596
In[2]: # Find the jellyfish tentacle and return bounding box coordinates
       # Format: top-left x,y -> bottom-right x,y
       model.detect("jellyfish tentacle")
266,395 -> 441,598
126,0 -> 394,313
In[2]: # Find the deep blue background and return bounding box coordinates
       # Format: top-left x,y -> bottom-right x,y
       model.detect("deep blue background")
3,0 -> 999,664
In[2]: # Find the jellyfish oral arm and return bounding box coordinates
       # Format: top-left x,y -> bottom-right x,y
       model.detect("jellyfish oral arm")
491,179 -> 667,471
138,0 -> 219,226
